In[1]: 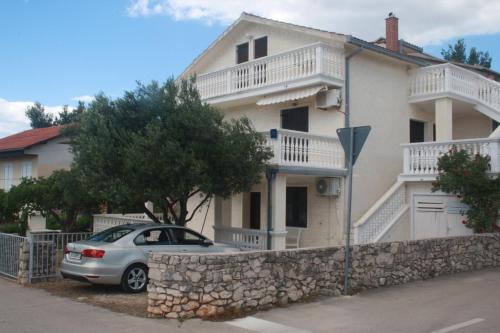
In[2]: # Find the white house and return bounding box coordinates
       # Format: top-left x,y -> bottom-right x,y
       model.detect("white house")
177,12 -> 500,250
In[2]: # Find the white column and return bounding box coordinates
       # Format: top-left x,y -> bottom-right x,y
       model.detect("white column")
271,173 -> 287,250
144,201 -> 154,220
213,196 -> 223,242
435,98 -> 453,141
230,193 -> 244,228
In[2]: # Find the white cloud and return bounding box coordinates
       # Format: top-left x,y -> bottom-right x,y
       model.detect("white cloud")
0,98 -> 68,138
126,0 -> 500,45
71,95 -> 95,103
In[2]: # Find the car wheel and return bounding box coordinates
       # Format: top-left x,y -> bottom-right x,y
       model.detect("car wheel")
121,264 -> 148,293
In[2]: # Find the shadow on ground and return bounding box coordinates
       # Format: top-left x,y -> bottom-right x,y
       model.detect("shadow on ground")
29,278 -> 148,317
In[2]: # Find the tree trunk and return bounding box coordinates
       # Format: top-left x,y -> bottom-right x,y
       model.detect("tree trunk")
143,206 -> 163,224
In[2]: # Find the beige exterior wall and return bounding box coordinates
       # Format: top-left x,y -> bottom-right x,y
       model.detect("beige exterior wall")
0,155 -> 38,191
349,52 -> 412,222
453,112 -> 493,140
188,21 -> 343,77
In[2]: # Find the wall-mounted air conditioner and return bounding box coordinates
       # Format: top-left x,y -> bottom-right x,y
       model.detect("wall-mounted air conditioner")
316,177 -> 341,196
315,89 -> 342,110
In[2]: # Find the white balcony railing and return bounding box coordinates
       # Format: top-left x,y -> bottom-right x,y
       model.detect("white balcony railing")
409,63 -> 500,113
196,43 -> 344,100
213,226 -> 268,250
263,129 -> 344,170
402,138 -> 500,177
93,213 -> 164,233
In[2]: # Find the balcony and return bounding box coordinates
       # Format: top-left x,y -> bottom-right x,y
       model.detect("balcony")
263,129 -> 345,172
400,138 -> 500,180
196,43 -> 344,103
408,63 -> 500,118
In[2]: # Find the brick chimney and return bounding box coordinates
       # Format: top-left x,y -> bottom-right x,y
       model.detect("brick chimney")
385,12 -> 399,52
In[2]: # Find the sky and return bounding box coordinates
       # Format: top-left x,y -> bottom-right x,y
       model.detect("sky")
1,0 -> 500,137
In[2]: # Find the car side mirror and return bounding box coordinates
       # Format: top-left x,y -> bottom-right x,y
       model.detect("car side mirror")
201,239 -> 214,247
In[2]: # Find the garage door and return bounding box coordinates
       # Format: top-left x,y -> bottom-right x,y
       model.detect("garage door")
413,195 -> 473,240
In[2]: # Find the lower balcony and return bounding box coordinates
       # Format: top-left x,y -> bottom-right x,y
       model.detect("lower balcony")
400,137 -> 500,181
263,129 -> 345,173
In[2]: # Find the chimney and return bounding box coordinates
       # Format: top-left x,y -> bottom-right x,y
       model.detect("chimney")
385,12 -> 399,52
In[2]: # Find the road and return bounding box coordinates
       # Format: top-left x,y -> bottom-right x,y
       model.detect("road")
1,268 -> 500,333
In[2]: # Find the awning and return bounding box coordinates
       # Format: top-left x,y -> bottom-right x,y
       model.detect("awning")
256,86 -> 327,106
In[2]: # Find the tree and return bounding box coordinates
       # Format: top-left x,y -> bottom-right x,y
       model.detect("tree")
25,102 -> 54,128
25,101 -> 87,128
432,148 -> 500,233
8,169 -> 99,232
70,78 -> 272,226
441,39 -> 493,69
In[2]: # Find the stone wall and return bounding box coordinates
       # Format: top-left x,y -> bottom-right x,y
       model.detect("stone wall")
147,234 -> 500,319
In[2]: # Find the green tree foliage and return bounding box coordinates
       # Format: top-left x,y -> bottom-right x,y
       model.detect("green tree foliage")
25,100 -> 88,128
432,148 -> 500,232
71,78 -> 272,226
8,169 -> 99,232
441,39 -> 492,68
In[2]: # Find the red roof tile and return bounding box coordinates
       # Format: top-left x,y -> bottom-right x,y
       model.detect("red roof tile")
0,126 -> 64,152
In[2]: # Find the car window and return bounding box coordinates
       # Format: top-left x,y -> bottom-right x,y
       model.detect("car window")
134,229 -> 171,246
88,226 -> 134,243
169,228 -> 205,245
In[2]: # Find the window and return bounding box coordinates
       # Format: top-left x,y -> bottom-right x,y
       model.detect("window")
254,36 -> 268,59
134,229 -> 171,246
21,161 -> 32,179
169,228 -> 206,245
236,42 -> 249,64
88,226 -> 134,243
410,119 -> 425,143
250,192 -> 261,230
3,163 -> 12,191
286,187 -> 307,228
281,107 -> 309,132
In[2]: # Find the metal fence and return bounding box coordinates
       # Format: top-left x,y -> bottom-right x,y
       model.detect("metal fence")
0,233 -> 27,279
29,232 -> 93,280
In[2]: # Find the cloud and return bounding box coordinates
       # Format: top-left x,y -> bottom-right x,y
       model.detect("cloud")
0,98 -> 68,138
71,95 -> 95,103
126,0 -> 500,45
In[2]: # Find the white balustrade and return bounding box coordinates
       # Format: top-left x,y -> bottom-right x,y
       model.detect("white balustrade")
409,63 -> 500,113
213,226 -> 268,250
93,213 -> 164,232
402,138 -> 500,177
354,182 -> 408,244
263,129 -> 344,170
196,43 -> 344,100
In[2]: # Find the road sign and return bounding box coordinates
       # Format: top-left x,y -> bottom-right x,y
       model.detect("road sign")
336,126 -> 371,165
336,126 -> 371,296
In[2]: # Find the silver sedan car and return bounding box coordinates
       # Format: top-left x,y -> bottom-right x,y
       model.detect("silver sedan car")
61,223 -> 238,292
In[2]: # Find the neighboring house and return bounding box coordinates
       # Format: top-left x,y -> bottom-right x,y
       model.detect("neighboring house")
179,12 -> 500,250
0,125 -> 73,230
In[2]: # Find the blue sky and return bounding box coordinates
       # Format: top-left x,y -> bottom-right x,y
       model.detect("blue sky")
1,0 -> 500,137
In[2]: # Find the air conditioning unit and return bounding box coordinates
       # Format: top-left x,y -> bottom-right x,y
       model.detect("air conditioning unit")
315,89 -> 342,110
316,177 -> 341,196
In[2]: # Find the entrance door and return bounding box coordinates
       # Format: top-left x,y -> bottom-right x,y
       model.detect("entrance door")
410,119 -> 425,143
286,187 -> 307,228
249,192 -> 261,230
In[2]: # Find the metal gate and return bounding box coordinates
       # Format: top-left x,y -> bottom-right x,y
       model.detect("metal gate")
0,233 -> 28,279
29,232 -> 93,281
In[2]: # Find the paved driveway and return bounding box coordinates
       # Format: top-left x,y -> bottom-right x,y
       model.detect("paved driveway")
1,268 -> 500,333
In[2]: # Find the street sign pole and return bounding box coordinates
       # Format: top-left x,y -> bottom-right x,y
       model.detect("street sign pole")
336,125 -> 371,296
343,128 -> 354,295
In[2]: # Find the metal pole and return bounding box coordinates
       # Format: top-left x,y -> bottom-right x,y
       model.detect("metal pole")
343,128 -> 354,295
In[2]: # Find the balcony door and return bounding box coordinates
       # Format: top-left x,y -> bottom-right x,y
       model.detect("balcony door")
286,187 -> 307,228
410,119 -> 425,143
281,107 -> 309,164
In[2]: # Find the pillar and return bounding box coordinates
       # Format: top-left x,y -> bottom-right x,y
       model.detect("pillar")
270,173 -> 287,250
435,98 -> 453,141
230,193 -> 244,228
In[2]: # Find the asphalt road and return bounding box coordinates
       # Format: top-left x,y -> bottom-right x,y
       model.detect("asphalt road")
1,268 -> 500,333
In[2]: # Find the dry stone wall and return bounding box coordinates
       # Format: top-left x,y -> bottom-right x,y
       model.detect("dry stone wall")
147,234 -> 500,319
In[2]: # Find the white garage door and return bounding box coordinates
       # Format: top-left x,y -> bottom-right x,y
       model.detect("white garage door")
412,194 -> 473,240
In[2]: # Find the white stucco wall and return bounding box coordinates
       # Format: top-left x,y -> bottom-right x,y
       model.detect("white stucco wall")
453,112 -> 493,140
349,52 -> 413,222
24,137 -> 73,177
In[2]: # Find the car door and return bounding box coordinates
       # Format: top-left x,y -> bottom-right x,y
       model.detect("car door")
134,228 -> 173,258
167,227 -> 214,253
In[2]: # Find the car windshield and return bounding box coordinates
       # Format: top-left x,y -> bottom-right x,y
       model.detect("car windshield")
88,226 -> 135,243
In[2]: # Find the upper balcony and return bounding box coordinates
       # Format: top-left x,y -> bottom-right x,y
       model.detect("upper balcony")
196,43 -> 344,105
409,63 -> 500,120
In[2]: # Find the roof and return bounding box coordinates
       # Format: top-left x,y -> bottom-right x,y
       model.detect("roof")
0,126 -> 64,153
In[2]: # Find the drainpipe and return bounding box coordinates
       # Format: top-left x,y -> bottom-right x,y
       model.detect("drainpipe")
266,168 -> 276,250
344,43 -> 363,129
